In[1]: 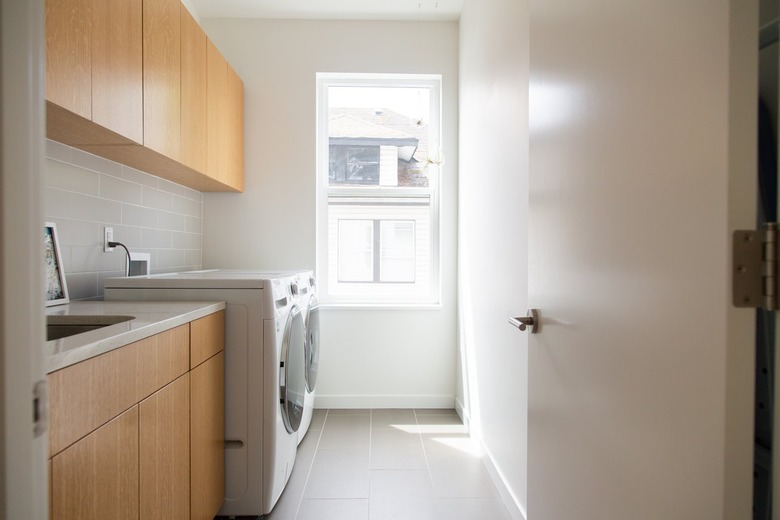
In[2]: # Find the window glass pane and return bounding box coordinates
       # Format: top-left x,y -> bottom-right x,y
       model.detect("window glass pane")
338,220 -> 374,282
328,86 -> 432,189
380,220 -> 415,282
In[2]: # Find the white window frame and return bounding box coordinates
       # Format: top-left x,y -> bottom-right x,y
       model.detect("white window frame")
316,73 -> 442,307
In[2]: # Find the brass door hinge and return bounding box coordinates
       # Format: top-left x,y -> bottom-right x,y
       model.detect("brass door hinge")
734,222 -> 778,310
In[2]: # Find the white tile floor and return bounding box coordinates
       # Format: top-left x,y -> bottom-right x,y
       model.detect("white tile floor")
266,409 -> 513,520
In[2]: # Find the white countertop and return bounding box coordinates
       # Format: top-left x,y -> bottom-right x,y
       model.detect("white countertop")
46,300 -> 226,373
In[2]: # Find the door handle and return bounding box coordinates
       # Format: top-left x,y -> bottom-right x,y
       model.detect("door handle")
509,309 -> 540,334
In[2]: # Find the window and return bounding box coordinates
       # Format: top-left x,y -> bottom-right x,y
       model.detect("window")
317,74 -> 441,305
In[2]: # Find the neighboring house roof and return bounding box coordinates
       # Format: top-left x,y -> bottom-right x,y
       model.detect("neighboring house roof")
329,107 -> 429,162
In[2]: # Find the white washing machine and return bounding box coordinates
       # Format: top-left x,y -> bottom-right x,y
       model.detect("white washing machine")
104,270 -> 309,517
298,274 -> 320,445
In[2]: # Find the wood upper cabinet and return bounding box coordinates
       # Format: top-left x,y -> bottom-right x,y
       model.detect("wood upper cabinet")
207,43 -> 244,192
180,6 -> 208,174
207,39 -> 228,186
140,374 -> 190,520
51,407 -> 139,520
143,0 -> 181,161
45,0 -> 243,191
45,0 -> 91,119
226,64 -> 245,192
91,0 -> 143,144
45,0 -> 143,145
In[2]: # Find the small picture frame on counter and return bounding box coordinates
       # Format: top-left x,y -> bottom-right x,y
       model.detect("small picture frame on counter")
44,222 -> 69,306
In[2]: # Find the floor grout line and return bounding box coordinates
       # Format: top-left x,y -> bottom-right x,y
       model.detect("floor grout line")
291,409 -> 329,520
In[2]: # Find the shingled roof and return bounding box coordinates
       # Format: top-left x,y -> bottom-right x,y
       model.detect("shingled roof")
329,107 -> 430,162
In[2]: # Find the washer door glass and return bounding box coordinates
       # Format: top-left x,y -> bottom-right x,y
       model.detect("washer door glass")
280,304 -> 305,433
305,296 -> 320,392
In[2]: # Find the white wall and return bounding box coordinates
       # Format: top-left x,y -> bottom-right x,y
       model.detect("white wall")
458,0 -> 529,517
200,19 -> 459,408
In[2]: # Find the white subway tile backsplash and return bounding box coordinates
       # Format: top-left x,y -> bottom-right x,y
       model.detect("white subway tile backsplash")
157,249 -> 187,269
122,204 -> 158,228
65,272 -> 99,300
183,186 -> 202,202
44,143 -> 203,301
52,218 -> 101,247
142,186 -> 173,211
111,225 -> 143,248
99,249 -> 128,272
45,187 -> 72,218
71,193 -> 122,224
172,231 -> 201,250
46,139 -> 72,163
69,246 -> 102,274
141,228 -> 173,249
158,178 -> 190,199
185,249 -> 202,267
185,215 -> 202,234
71,148 -> 124,178
158,210 -> 186,231
46,159 -> 100,196
100,174 -> 143,205
172,194 -> 201,217
121,165 -> 159,188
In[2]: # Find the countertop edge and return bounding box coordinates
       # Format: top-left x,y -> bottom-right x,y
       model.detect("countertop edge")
46,301 -> 226,374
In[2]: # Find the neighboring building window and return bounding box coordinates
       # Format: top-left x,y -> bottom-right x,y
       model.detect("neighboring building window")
316,74 -> 441,305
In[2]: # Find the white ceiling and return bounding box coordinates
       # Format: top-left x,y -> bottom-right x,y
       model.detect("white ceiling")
187,0 -> 463,21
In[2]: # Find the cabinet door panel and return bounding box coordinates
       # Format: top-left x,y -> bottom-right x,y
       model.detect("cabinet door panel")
45,0 -> 91,119
92,0 -> 143,144
207,40 -> 228,185
48,340 -> 139,456
144,0 -> 181,160
181,6 -> 208,173
51,407 -> 139,520
226,64 -> 245,191
191,351 -> 225,519
191,310 -> 225,369
140,374 -> 190,520
137,323 -> 189,400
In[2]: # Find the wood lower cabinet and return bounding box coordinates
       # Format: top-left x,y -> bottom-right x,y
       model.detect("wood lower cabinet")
51,407 -> 139,520
48,311 -> 225,520
191,352 -> 225,520
140,374 -> 190,520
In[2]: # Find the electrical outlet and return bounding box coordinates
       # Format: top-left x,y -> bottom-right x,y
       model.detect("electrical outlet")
104,227 -> 114,252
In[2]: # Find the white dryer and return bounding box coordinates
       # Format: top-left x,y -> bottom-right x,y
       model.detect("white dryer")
298,274 -> 320,445
104,270 -> 308,517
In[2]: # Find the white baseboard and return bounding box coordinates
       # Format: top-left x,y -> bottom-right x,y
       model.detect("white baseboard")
454,396 -> 469,428
479,439 -> 526,520
314,394 -> 455,409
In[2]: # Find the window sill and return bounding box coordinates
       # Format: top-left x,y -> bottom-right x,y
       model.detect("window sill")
319,303 -> 442,311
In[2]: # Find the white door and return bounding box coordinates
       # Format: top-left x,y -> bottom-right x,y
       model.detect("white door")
1,0 -> 48,518
526,1 -> 756,518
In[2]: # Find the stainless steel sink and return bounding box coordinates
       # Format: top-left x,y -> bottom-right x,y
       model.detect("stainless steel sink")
46,315 -> 135,341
